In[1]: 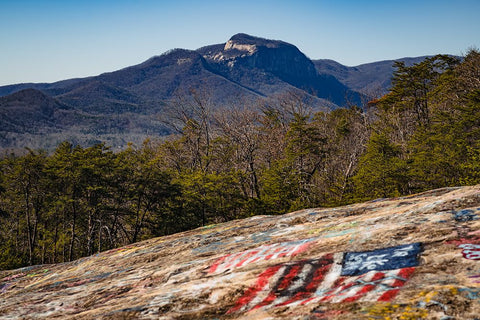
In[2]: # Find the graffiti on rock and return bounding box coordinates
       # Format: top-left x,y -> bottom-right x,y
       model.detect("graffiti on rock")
302,267 -> 416,305
453,208 -> 479,222
458,243 -> 480,260
208,238 -> 315,274
458,287 -> 480,300
341,243 -> 422,276
0,268 -> 51,294
468,274 -> 480,283
227,254 -> 335,314
191,228 -> 282,255
0,282 -> 13,293
228,251 -> 417,313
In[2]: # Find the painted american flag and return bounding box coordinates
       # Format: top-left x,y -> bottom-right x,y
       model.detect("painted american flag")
228,243 -> 420,314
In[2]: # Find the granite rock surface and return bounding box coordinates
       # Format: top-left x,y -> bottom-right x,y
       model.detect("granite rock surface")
1,185 -> 480,319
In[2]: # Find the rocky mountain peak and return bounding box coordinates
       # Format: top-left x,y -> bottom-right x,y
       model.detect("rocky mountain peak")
227,33 -> 292,48
223,40 -> 257,54
222,34 -> 299,57
229,33 -> 262,42
206,33 -> 318,82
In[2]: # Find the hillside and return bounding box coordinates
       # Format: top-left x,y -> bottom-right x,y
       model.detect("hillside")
0,34 -> 433,151
1,185 -> 480,319
313,56 -> 430,95
0,88 -> 168,151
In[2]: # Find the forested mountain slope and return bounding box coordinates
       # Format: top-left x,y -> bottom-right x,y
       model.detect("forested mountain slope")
0,34 -> 436,151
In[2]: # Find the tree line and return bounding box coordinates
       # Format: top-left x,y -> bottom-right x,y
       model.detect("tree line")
1,50 -> 479,270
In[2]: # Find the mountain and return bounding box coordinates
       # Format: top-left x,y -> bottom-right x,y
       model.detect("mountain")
313,56 -> 431,95
0,89 -> 70,133
1,184 -> 480,319
0,88 -> 168,151
198,33 -> 360,106
0,34 -> 431,151
56,80 -> 147,114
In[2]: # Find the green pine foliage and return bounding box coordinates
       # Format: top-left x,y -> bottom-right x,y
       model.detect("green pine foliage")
0,49 -> 479,271
353,132 -> 408,200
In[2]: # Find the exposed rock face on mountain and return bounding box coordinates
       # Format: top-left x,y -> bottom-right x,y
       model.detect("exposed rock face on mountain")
1,185 -> 480,319
210,33 -> 319,80
0,34 -> 431,151
199,33 -> 358,107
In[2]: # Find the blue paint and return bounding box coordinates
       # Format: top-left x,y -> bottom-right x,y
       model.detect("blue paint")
191,240 -> 229,254
453,209 -> 478,222
0,282 -> 13,293
341,243 -> 422,276
458,287 -> 480,300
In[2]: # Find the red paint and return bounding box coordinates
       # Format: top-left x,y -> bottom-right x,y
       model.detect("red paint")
299,297 -> 316,305
319,277 -> 347,302
227,265 -> 281,314
277,264 -> 302,291
342,272 -> 385,302
292,242 -> 311,255
463,251 -> 480,260
229,253 -> 416,314
278,263 -> 332,306
332,276 -> 346,288
223,252 -> 246,270
235,251 -> 259,268
376,267 -> 415,301
458,243 -> 480,260
445,237 -> 480,245
208,254 -> 230,273
335,276 -> 359,297
396,267 -> 416,283
305,263 -> 331,292
209,240 -> 314,273
248,256 -> 261,264
251,265 -> 301,311
377,288 -> 400,301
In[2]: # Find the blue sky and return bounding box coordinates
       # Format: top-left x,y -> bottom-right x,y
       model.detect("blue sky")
1,0 -> 479,86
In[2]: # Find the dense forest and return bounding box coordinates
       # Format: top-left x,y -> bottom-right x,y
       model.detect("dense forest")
0,50 -> 479,271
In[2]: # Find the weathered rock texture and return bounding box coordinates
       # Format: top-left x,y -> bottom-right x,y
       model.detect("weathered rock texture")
1,185 -> 480,319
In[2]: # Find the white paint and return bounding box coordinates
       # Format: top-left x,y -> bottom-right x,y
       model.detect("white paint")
239,266 -> 286,313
